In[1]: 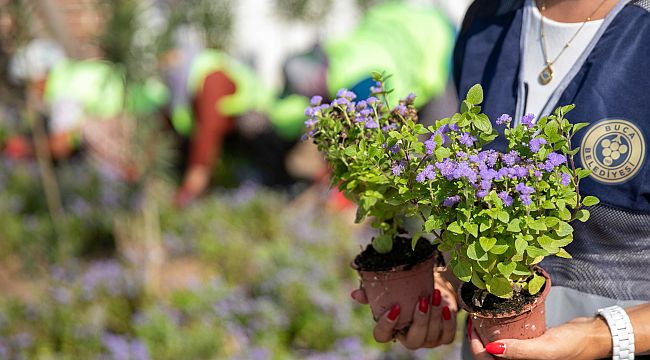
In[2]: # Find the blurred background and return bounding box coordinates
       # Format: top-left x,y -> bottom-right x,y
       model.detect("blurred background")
0,0 -> 471,358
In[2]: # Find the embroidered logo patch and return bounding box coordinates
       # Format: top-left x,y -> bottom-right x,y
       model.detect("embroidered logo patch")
580,119 -> 646,184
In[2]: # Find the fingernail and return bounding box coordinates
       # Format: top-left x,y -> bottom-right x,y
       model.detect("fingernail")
432,289 -> 441,307
486,342 -> 506,355
467,317 -> 472,340
442,306 -> 451,320
387,304 -> 400,321
418,296 -> 429,314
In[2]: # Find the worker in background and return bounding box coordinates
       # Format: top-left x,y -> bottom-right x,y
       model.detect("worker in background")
5,38 -> 168,178
163,26 -> 308,208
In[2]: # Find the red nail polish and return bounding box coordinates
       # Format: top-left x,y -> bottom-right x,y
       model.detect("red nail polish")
442,306 -> 451,320
387,304 -> 401,321
467,317 -> 473,340
432,289 -> 441,307
486,342 -> 506,355
418,296 -> 429,313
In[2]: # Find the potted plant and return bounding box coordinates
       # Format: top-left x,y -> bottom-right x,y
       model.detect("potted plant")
304,73 -> 441,330
409,84 -> 599,342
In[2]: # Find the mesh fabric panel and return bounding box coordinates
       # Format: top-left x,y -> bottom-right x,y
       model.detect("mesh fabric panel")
541,204 -> 650,301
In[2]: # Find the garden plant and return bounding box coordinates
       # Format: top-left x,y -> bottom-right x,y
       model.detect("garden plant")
305,76 -> 598,340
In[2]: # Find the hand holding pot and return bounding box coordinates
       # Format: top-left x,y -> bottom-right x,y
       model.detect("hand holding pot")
351,270 -> 458,349
469,316 -> 612,360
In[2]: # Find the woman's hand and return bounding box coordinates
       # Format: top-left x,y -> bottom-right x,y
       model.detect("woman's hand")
351,270 -> 459,349
469,316 -> 612,360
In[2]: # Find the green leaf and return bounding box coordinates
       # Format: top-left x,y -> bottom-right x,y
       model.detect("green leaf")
467,242 -> 489,261
465,222 -> 479,238
466,84 -> 484,105
542,200 -> 556,210
474,113 -> 493,133
528,219 -> 547,231
582,196 -> 600,207
528,274 -> 546,295
575,209 -> 590,222
451,258 -> 472,282
424,216 -> 442,232
411,232 -> 422,251
572,122 -> 589,134
489,244 -> 509,255
486,276 -> 513,299
471,271 -> 487,290
479,237 -> 497,252
435,147 -> 451,161
556,221 -> 574,237
515,237 -> 527,255
544,216 -> 559,228
512,264 -> 533,276
577,169 -> 591,179
344,146 -> 357,157
497,262 -> 516,278
497,210 -> 510,223
372,233 -> 393,254
558,207 -> 572,221
560,104 -> 576,115
507,219 -> 521,232
544,121 -> 559,138
537,235 -> 559,253
447,221 -> 463,234
555,248 -> 573,259
526,246 -> 548,258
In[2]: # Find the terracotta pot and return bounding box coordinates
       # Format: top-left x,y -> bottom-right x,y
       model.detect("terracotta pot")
458,268 -> 552,343
352,254 -> 437,330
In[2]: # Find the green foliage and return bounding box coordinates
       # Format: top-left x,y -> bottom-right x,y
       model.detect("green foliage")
306,79 -> 598,298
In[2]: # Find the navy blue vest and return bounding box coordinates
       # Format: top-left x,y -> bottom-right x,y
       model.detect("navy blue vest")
454,0 -> 650,301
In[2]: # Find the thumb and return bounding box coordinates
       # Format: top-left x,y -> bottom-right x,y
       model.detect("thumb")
485,338 -> 548,359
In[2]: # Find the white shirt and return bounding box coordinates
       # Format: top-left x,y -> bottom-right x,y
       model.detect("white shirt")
523,0 -> 603,118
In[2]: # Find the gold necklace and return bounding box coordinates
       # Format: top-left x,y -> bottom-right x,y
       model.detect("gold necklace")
538,0 -> 608,85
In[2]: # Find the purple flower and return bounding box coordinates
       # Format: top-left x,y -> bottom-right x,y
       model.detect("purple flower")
443,195 -> 461,207
476,189 -> 488,199
456,151 -> 468,159
356,100 -> 367,110
515,183 -> 535,195
459,132 -> 477,147
480,179 -> 492,191
529,137 -> 547,153
310,95 -> 323,106
382,123 -> 397,132
449,123 -> 460,132
366,96 -> 378,105
393,104 -> 407,116
479,168 -> 498,181
304,118 -> 318,127
392,161 -> 406,176
484,150 -> 499,167
416,165 -> 436,183
404,92 -> 416,104
453,161 -> 477,183
435,159 -> 456,179
469,154 -> 480,163
560,173 -> 572,186
534,170 -> 543,178
388,143 -> 400,154
496,114 -> 512,125
424,136 -> 436,155
547,152 -> 567,166
520,195 -> 533,206
365,119 -> 379,129
502,150 -> 520,166
336,88 -> 357,100
521,113 -> 535,128
514,166 -> 529,178
498,191 -> 513,207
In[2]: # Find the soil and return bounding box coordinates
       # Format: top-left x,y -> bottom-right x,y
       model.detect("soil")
460,274 -> 546,317
353,235 -> 438,272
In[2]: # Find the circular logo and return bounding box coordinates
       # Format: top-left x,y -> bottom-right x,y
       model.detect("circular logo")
580,119 -> 646,184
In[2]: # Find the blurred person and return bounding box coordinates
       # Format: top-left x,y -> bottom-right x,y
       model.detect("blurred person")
5,39 -> 168,177
162,26 -> 309,208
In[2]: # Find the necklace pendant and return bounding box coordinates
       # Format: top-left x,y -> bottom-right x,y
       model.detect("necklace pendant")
539,65 -> 554,85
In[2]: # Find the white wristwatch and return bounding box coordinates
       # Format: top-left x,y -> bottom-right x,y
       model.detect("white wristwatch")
597,305 -> 635,360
